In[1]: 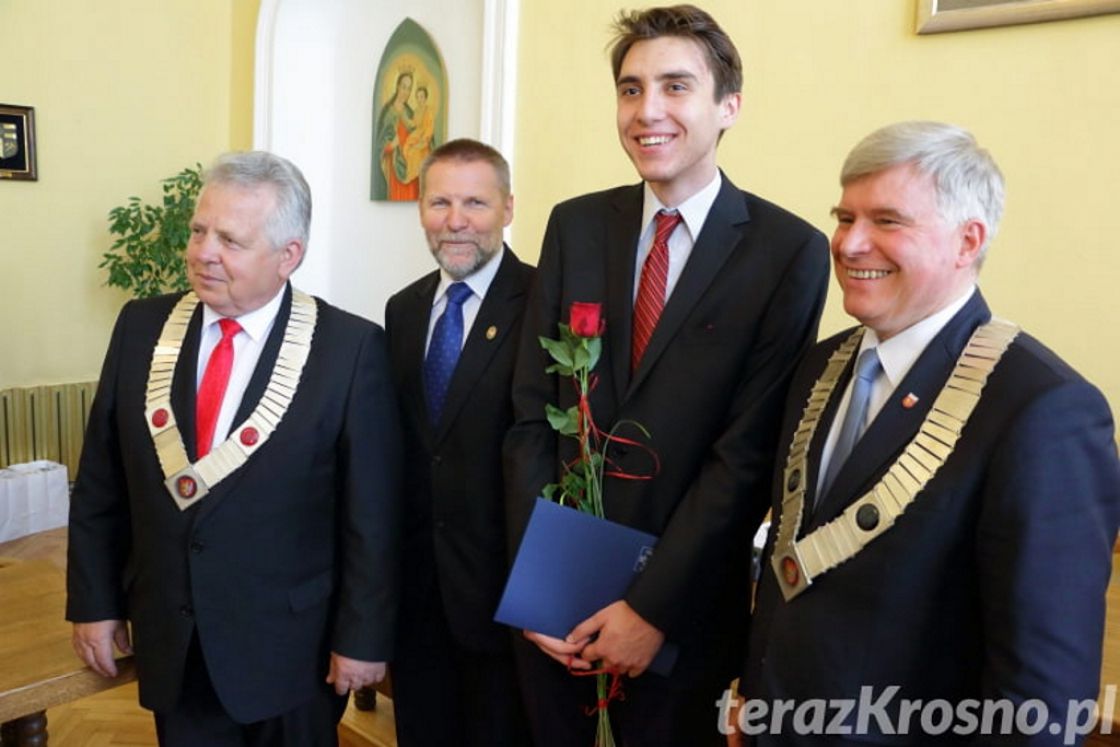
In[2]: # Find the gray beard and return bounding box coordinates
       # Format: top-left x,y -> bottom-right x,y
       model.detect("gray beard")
433,243 -> 500,280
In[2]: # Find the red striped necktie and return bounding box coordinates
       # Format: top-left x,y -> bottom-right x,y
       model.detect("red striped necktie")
196,317 -> 242,457
631,210 -> 682,373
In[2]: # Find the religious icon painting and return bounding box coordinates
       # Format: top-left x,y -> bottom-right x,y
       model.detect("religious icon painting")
370,18 -> 447,202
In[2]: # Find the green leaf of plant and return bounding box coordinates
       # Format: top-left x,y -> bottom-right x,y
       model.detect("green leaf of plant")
103,164 -> 200,297
586,337 -> 602,370
544,362 -> 575,377
559,469 -> 586,499
545,403 -> 580,436
572,344 -> 591,371
539,336 -> 574,368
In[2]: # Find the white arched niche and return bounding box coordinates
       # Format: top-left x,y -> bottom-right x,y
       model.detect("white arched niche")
254,0 -> 518,323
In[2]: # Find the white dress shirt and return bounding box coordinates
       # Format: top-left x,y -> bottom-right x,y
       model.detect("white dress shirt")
196,285 -> 286,448
632,172 -> 722,304
816,287 -> 976,494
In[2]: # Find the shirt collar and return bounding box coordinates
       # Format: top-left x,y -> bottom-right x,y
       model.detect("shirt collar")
859,286 -> 977,390
641,171 -> 722,243
201,284 -> 287,343
432,245 -> 505,308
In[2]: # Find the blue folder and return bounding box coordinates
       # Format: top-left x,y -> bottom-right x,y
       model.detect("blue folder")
494,497 -> 679,676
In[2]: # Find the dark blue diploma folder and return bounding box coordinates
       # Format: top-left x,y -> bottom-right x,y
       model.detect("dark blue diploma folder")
494,497 -> 678,676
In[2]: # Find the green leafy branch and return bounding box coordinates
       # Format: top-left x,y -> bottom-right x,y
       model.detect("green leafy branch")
100,164 -> 202,298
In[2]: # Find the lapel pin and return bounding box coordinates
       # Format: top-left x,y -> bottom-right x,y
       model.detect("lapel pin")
902,393 -> 920,409
486,325 -> 498,340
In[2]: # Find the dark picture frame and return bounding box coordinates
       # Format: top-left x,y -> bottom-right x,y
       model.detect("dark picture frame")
917,0 -> 1120,34
0,104 -> 38,182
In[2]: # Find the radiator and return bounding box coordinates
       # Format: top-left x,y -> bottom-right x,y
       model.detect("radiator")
0,382 -> 98,476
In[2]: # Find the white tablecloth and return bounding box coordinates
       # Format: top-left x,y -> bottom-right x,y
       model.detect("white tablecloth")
0,460 -> 69,543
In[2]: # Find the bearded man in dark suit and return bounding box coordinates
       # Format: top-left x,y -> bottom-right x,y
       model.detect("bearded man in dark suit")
502,6 -> 830,745
385,138 -> 532,746
739,121 -> 1120,746
67,150 -> 402,746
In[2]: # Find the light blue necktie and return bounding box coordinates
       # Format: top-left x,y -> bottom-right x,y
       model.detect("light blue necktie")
423,282 -> 473,424
819,347 -> 882,503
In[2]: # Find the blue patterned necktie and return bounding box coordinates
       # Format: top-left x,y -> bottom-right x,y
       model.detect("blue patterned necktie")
818,347 -> 882,504
424,282 -> 473,424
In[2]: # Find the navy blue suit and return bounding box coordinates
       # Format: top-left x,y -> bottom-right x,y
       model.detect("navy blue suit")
743,292 -> 1120,745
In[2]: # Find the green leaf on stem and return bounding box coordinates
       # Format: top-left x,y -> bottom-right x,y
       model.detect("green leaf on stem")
545,361 -> 576,377
545,404 -> 580,436
539,335 -> 574,368
586,336 -> 603,371
572,342 -> 591,371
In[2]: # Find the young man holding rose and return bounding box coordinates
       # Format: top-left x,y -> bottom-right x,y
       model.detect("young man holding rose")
504,5 -> 830,745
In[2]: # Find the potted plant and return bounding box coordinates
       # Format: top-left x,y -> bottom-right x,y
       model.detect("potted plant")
100,164 -> 202,298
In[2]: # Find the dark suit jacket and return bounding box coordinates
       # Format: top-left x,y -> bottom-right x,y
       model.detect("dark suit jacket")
67,285 -> 402,723
385,247 -> 533,652
504,175 -> 830,686
744,292 -> 1120,745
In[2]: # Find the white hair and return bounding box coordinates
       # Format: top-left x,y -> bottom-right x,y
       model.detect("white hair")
841,121 -> 1005,259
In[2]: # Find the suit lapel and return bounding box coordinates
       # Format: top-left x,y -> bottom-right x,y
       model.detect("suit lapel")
799,342 -> 853,533
627,174 -> 750,396
811,293 -> 992,525
436,248 -> 525,440
605,186 -> 644,403
402,272 -> 440,445
230,284 -> 293,433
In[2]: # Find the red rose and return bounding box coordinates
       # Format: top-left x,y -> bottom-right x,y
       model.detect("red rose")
569,302 -> 604,338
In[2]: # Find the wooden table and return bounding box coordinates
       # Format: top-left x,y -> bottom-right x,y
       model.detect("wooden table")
0,556 -> 135,746
1090,552 -> 1120,746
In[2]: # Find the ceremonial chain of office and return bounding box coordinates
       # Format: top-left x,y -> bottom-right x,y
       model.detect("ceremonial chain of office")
772,318 -> 1020,601
143,290 -> 318,511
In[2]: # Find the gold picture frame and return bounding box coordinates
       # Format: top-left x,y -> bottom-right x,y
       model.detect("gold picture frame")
0,104 -> 37,182
916,0 -> 1120,34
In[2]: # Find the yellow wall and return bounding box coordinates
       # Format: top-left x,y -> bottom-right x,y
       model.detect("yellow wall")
4,1 -> 1118,416
0,0 -> 258,389
513,2 -> 1120,413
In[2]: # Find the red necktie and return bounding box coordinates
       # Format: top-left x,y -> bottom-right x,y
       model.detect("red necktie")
196,318 -> 242,458
632,210 -> 682,373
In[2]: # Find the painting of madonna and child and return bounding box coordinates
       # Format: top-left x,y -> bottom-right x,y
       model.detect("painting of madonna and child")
371,18 -> 448,202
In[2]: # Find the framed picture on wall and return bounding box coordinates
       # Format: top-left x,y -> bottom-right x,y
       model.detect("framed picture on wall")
0,104 -> 37,182
916,0 -> 1120,34
370,18 -> 448,202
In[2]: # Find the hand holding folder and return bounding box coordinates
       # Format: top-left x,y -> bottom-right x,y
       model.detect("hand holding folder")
495,498 -> 679,676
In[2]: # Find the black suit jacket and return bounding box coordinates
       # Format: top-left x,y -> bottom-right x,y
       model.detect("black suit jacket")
67,285 -> 403,723
385,247 -> 533,652
504,176 -> 830,686
744,292 -> 1120,745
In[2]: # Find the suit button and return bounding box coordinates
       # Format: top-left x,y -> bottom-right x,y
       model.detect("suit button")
435,521 -> 446,530
179,604 -> 193,617
431,455 -> 443,466
190,541 -> 204,554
